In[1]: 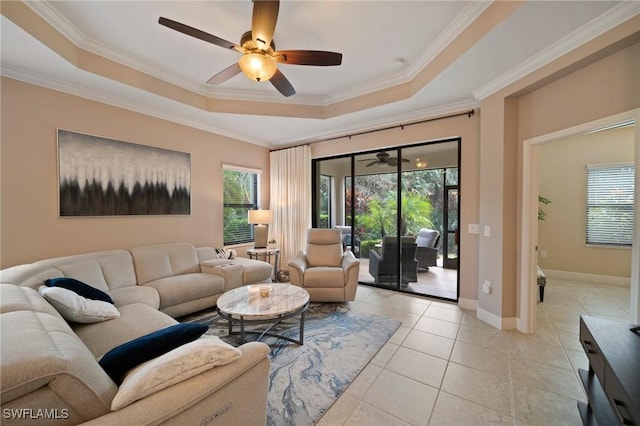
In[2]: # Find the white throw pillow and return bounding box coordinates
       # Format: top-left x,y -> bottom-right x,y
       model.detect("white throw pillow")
38,286 -> 120,323
111,335 -> 242,410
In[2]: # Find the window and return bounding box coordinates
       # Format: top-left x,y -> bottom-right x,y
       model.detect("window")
586,163 -> 634,247
223,166 -> 261,245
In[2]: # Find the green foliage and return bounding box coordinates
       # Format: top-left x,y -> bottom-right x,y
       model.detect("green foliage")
360,240 -> 380,258
358,198 -> 395,237
394,193 -> 434,236
538,195 -> 551,221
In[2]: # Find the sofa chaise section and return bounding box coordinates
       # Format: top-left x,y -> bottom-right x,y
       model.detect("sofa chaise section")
0,283 -> 271,425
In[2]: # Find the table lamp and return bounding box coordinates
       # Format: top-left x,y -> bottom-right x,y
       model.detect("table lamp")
248,209 -> 272,249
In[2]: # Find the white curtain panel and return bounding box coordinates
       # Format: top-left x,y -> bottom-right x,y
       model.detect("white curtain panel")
270,145 -> 312,271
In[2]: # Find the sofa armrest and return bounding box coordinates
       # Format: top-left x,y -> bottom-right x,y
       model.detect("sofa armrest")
287,252 -> 308,285
80,342 -> 270,426
200,260 -> 243,291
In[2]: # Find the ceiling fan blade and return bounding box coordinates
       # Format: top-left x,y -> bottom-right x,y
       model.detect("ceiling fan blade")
366,161 -> 379,167
274,50 -> 342,66
252,0 -> 279,50
158,17 -> 238,50
401,158 -> 410,163
270,68 -> 295,97
207,63 -> 242,85
387,159 -> 398,167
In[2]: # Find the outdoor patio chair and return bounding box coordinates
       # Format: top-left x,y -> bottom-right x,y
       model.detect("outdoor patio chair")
369,236 -> 418,284
415,228 -> 440,270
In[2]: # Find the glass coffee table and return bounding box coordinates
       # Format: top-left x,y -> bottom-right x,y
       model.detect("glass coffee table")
216,284 -> 310,345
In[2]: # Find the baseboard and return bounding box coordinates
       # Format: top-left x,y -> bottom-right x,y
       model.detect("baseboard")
476,307 -> 517,330
458,298 -> 477,311
543,269 -> 630,286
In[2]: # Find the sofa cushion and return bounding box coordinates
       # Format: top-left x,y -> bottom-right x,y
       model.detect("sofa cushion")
108,285 -> 160,309
39,286 -> 120,323
303,267 -> 346,288
130,243 -> 200,285
144,273 -> 225,310
111,336 -> 241,410
46,277 -> 114,304
99,323 -> 208,385
57,261 -> 111,293
416,229 -> 439,248
35,250 -> 138,291
231,258 -> 273,285
0,310 -> 117,420
306,230 -> 344,268
73,303 -> 177,359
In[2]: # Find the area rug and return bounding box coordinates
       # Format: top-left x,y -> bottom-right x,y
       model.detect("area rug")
180,303 -> 401,425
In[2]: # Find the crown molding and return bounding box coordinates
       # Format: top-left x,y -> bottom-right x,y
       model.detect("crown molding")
25,0 -> 490,108
323,1 -> 492,106
24,0 -> 327,106
1,64 -> 269,147
25,0 -> 84,45
473,1 -> 640,101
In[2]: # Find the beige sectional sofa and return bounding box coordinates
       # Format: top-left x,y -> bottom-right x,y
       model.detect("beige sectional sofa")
0,242 -> 274,425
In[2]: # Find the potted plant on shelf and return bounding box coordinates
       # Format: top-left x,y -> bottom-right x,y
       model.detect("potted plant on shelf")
267,239 -> 277,249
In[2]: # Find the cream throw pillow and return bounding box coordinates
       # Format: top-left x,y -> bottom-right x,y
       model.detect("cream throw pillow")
38,286 -> 120,323
111,335 -> 242,410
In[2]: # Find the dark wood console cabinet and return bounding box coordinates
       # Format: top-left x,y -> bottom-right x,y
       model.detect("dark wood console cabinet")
578,315 -> 640,426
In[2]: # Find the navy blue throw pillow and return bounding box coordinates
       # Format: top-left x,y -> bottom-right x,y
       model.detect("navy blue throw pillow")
45,277 -> 114,305
99,323 -> 209,384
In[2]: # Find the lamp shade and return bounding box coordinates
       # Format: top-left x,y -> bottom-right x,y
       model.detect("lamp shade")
248,209 -> 273,225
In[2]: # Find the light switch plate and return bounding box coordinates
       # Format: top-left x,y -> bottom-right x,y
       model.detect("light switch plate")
468,224 -> 480,234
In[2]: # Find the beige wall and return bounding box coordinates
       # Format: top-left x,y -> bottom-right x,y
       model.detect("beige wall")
475,35 -> 638,323
538,126 -> 634,278
0,78 -> 270,268
311,113 -> 481,303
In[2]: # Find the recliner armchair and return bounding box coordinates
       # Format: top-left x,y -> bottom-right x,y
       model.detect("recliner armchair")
369,236 -> 418,284
288,228 -> 360,302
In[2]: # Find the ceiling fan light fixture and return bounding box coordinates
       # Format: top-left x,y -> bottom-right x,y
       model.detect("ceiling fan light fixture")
238,52 -> 277,82
416,158 -> 428,168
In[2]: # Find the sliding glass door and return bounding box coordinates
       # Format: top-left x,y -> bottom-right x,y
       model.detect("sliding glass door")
312,139 -> 460,301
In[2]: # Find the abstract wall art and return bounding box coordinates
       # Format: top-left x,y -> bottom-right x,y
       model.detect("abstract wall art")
58,129 -> 191,216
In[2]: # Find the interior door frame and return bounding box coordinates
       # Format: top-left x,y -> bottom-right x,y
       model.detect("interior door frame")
520,109 -> 640,333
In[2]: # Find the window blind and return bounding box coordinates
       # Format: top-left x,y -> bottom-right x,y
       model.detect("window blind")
586,164 -> 634,246
223,167 -> 261,245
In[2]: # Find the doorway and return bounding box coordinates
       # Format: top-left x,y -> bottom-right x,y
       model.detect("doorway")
520,110 -> 640,333
312,138 -> 461,301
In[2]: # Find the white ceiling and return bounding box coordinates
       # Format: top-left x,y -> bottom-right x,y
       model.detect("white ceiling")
2,1 -> 638,148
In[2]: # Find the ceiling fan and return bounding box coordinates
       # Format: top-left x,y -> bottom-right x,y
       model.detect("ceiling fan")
158,0 -> 342,97
359,151 -> 410,167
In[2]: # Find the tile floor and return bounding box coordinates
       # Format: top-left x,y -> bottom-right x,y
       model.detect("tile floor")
317,277 -> 632,425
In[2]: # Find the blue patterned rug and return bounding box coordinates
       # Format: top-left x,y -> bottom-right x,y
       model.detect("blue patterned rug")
181,303 -> 401,425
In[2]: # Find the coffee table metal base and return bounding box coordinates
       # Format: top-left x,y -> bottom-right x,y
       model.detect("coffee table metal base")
217,301 -> 309,345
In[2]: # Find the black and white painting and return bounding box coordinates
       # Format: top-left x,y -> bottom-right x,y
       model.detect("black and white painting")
58,129 -> 190,216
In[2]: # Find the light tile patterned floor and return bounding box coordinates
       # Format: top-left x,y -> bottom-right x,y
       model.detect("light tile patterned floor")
317,277 -> 632,425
